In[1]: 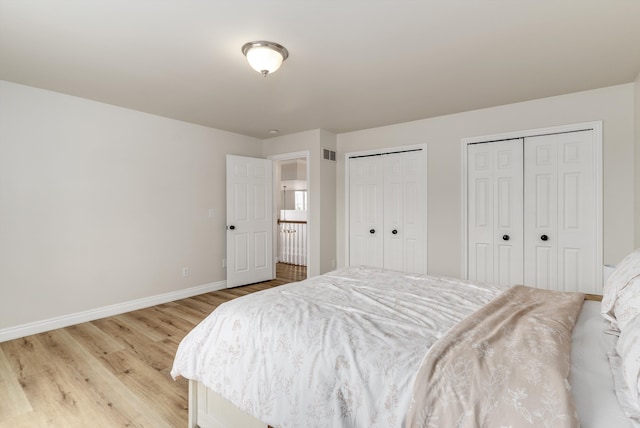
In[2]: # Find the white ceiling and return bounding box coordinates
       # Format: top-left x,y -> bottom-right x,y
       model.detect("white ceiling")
1,1 -> 640,139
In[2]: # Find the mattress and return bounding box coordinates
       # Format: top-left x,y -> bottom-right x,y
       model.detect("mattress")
571,300 -> 634,427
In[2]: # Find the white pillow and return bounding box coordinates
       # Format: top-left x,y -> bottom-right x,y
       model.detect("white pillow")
609,348 -> 640,426
602,248 -> 640,332
615,277 -> 640,332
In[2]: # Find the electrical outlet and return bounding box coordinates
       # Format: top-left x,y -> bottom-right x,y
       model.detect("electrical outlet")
222,258 -> 226,268
208,208 -> 215,218
182,267 -> 190,277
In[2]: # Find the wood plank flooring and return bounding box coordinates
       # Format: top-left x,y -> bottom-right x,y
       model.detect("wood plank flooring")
0,263 -> 306,428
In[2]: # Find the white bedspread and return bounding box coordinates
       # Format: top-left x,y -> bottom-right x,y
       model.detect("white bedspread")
171,266 -> 505,428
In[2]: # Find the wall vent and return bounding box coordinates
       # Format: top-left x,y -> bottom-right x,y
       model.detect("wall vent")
323,148 -> 336,161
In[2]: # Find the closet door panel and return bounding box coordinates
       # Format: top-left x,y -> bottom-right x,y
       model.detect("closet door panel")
403,179 -> 421,274
493,140 -> 524,286
383,153 -> 403,272
535,246 -> 554,289
556,131 -> 597,292
400,152 -> 427,274
524,131 -> 596,292
383,152 -> 427,273
468,140 -> 522,285
467,144 -> 494,283
472,243 -> 492,283
349,156 -> 384,268
524,137 -> 558,289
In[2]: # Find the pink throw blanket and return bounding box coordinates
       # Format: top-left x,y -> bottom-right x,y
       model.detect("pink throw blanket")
406,285 -> 584,428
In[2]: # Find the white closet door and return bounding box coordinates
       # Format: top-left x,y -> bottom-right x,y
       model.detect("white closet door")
493,140 -> 524,285
468,143 -> 494,282
400,151 -> 427,274
467,140 -> 523,285
524,131 -> 597,292
349,156 -> 384,268
383,153 -> 404,271
383,151 -> 427,274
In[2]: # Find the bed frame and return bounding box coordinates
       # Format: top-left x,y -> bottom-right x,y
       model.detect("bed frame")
188,380 -> 268,428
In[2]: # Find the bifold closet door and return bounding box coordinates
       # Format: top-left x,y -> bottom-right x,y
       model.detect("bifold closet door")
349,156 -> 384,268
383,152 -> 427,274
467,140 -> 524,286
349,150 -> 427,273
523,130 -> 597,293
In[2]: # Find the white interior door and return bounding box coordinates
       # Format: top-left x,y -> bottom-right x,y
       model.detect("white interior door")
524,131 -> 597,292
226,155 -> 273,288
467,140 -> 523,285
349,156 -> 384,268
383,151 -> 427,274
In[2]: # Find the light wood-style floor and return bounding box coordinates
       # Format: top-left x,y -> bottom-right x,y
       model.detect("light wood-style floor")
0,263 -> 306,428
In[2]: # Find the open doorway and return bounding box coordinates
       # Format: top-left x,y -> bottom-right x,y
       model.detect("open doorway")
272,153 -> 309,281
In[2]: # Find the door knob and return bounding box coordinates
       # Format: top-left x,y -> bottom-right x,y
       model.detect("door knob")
229,225 -> 236,230
502,235 -> 510,241
369,229 -> 375,234
392,229 -> 398,235
540,234 -> 548,241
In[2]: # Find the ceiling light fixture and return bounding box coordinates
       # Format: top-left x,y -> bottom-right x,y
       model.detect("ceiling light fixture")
241,41 -> 289,77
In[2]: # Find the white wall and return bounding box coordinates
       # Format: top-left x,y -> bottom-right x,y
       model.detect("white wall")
318,129 -> 337,273
0,81 -> 261,333
635,74 -> 640,250
263,129 -> 337,277
337,84 -> 636,278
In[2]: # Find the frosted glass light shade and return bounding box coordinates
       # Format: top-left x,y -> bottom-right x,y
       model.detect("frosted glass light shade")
242,41 -> 289,77
246,47 -> 283,75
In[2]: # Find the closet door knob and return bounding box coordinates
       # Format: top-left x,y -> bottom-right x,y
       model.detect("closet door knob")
369,229 -> 375,234
229,225 -> 235,230
502,235 -> 510,241
540,234 -> 548,241
392,229 -> 398,235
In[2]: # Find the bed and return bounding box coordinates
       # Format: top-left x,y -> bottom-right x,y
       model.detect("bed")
171,261 -> 640,428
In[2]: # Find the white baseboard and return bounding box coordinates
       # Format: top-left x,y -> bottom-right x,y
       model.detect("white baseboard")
0,280 -> 227,343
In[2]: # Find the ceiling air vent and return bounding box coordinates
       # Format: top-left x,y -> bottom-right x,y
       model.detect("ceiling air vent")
323,149 -> 336,162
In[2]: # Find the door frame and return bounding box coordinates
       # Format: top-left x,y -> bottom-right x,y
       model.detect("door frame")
268,150 -> 311,279
344,143 -> 428,270
460,121 -> 603,285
